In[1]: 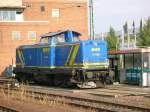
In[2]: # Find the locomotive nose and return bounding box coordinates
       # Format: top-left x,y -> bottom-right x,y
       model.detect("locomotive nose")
82,40 -> 107,66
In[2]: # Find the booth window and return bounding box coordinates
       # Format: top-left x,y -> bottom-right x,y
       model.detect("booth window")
142,53 -> 149,68
125,54 -> 133,68
133,53 -> 141,67
124,53 -> 142,68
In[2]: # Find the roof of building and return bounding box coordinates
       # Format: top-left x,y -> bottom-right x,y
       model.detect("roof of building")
109,47 -> 150,54
23,0 -> 87,3
40,29 -> 81,38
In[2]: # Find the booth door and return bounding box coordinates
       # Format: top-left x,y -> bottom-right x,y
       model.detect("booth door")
109,58 -> 119,82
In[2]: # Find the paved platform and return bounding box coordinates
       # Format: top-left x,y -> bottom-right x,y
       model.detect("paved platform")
29,84 -> 150,98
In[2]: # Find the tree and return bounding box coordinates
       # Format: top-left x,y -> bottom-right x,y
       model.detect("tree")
123,21 -> 128,41
130,21 -> 136,42
132,21 -> 135,34
137,17 -> 150,46
140,19 -> 143,34
106,27 -> 118,50
123,21 -> 128,34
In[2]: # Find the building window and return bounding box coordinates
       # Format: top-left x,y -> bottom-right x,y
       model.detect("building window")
52,9 -> 60,17
12,31 -> 21,40
0,10 -> 16,21
28,31 -> 36,40
41,6 -> 45,12
0,11 -> 2,21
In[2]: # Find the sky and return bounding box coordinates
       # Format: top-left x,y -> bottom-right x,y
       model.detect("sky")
94,0 -> 150,33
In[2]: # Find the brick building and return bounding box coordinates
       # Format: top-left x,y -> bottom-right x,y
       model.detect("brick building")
0,0 -> 88,75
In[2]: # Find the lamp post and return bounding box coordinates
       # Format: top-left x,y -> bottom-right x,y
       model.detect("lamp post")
89,0 -> 95,40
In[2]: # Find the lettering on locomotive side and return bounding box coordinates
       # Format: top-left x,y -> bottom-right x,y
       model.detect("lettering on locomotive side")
42,47 -> 50,54
91,48 -> 100,52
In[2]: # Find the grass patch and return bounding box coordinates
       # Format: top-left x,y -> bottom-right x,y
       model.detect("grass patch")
0,84 -> 96,112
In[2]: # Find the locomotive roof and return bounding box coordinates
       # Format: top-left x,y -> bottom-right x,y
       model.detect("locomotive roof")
40,29 -> 81,38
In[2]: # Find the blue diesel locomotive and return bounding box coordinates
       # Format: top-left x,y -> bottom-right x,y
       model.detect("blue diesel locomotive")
13,30 -> 112,88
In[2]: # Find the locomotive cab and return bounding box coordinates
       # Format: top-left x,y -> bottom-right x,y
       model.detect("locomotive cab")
40,30 -> 81,45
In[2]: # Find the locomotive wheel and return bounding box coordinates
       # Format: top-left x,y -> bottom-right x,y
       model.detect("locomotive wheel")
53,76 -> 75,88
53,74 -> 65,87
63,79 -> 76,88
105,76 -> 114,84
16,73 -> 28,84
54,78 -> 63,86
95,80 -> 105,88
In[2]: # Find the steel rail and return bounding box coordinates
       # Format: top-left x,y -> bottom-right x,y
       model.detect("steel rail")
30,90 -> 150,112
0,105 -> 18,112
1,86 -> 150,112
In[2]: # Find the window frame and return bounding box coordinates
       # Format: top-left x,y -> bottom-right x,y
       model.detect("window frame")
40,37 -> 52,44
10,11 -> 16,20
52,8 -> 60,18
53,34 -> 66,44
28,31 -> 37,40
73,33 -> 80,42
0,11 -> 2,21
12,31 -> 21,40
0,10 -> 16,21
40,5 -> 45,12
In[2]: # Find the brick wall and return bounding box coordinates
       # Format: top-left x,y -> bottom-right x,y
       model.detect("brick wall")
23,0 -> 88,38
0,0 -> 88,75
0,22 -> 50,75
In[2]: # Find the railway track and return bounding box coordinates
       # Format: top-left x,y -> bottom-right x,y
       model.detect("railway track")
0,105 -> 18,112
0,77 -> 16,86
0,77 -> 11,84
0,85 -> 150,112
27,87 -> 150,112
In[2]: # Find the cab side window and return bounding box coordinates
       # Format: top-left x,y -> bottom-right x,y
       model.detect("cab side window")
54,34 -> 65,44
40,37 -> 52,44
73,34 -> 80,42
41,38 -> 48,44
